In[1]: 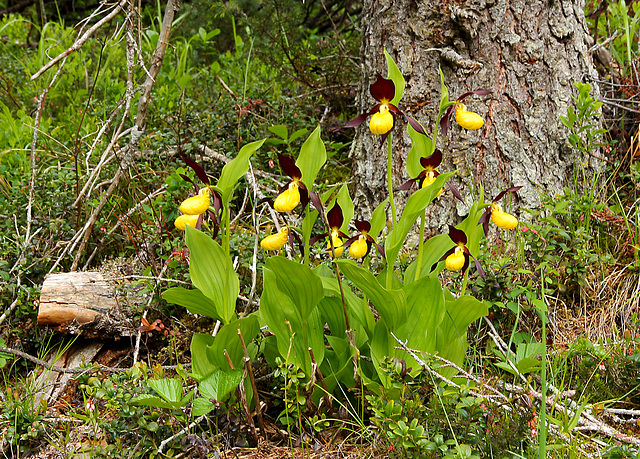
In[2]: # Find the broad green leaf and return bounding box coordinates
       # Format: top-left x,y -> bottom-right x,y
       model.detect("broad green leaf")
162,287 -> 221,321
320,335 -> 356,394
129,394 -> 179,410
217,139 -> 265,203
268,124 -> 288,140
296,125 -> 326,188
288,128 -> 309,143
370,320 -> 393,388
185,226 -> 238,324
336,259 -> 406,331
395,276 -> 445,363
191,333 -> 216,381
259,262 -> 325,376
438,66 -> 454,116
317,271 -> 375,340
406,124 -> 433,179
147,378 -> 183,404
336,184 -> 354,233
199,369 -> 243,401
384,49 -> 405,107
265,257 -> 324,320
404,234 -> 451,281
436,294 -> 488,378
317,296 -> 347,339
385,172 -> 454,270
192,397 -> 215,416
369,198 -> 389,240
189,316 -> 260,381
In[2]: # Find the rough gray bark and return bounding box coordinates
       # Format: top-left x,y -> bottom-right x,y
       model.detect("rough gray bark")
351,0 -> 601,233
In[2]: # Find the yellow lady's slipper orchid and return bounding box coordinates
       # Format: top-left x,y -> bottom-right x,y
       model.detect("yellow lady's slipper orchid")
421,170 -> 443,197
478,187 -> 522,236
327,233 -> 344,257
455,102 -> 484,130
345,73 -> 426,136
174,214 -> 200,231
179,188 -> 211,215
273,182 -> 301,213
445,246 -> 466,271
260,228 -> 289,251
349,234 -> 369,259
369,104 -> 394,135
490,203 -> 518,230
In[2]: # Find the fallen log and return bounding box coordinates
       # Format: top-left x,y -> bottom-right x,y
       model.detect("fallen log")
38,272 -> 133,338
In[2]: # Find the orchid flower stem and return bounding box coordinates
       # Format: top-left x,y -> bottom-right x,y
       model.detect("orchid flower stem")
415,210 -> 426,281
387,133 -> 397,228
460,267 -> 469,297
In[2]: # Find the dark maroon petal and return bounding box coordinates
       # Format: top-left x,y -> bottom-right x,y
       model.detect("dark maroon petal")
440,105 -> 456,136
343,236 -> 357,248
420,149 -> 443,169
431,247 -> 455,272
375,242 -> 385,258
299,187 -> 310,208
403,113 -> 427,135
370,73 -> 395,102
448,225 -> 467,245
309,233 -> 328,246
457,89 -> 493,102
447,183 -> 464,202
471,254 -> 485,279
493,185 -> 523,202
354,220 -> 371,233
345,111 -> 371,128
462,252 -> 470,273
195,213 -> 204,230
398,178 -> 419,191
478,208 -> 491,225
182,155 -> 210,186
277,153 -> 302,179
327,203 -> 344,229
179,173 -> 197,191
308,190 -> 323,214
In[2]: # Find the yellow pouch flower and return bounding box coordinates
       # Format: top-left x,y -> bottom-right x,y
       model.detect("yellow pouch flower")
349,235 -> 368,259
174,214 -> 200,231
274,182 -> 300,213
369,105 -> 394,135
421,171 -> 443,197
445,246 -> 465,271
327,234 -> 344,257
491,210 -> 518,230
260,228 -> 289,251
179,188 -> 211,215
455,103 -> 484,130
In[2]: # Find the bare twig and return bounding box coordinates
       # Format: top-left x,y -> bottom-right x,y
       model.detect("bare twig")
30,0 -> 129,81
239,329 -> 266,440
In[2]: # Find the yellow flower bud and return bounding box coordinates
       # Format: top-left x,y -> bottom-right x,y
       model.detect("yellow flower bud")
492,210 -> 518,230
274,182 -> 301,213
260,228 -> 289,251
174,214 -> 200,231
455,103 -> 484,130
421,171 -> 443,197
445,246 -> 466,271
327,234 -> 344,257
349,235 -> 369,259
369,105 -> 394,135
179,188 -> 211,215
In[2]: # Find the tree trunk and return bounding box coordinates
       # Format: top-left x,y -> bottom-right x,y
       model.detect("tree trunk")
351,0 -> 601,233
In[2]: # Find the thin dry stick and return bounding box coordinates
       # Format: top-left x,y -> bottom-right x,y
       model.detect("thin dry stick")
157,414 -> 206,454
70,0 -> 179,270
225,349 -> 259,445
0,282 -> 27,327
309,347 -> 332,412
30,0 -> 129,81
238,329 -> 266,441
132,261 -> 170,365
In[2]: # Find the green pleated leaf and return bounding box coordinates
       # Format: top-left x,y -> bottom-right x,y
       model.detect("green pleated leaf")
162,287 -> 221,321
369,198 -> 389,241
296,125 -> 326,188
185,226 -> 238,324
385,172 -> 454,270
336,259 -> 406,331
335,184 -> 354,234
217,139 -> 265,204
199,369 -> 243,402
265,257 -> 324,320
385,49 -> 405,107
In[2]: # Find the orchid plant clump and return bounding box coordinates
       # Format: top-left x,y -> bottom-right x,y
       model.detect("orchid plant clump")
158,51 -> 525,436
